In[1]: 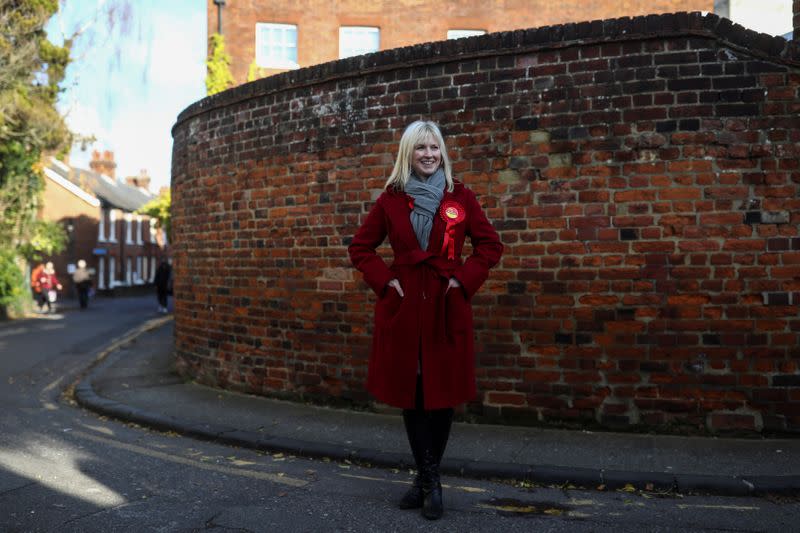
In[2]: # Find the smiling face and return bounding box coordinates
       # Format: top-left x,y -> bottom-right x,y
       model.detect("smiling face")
410,134 -> 442,178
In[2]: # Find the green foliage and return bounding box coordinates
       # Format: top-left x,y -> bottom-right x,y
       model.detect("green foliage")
206,33 -> 234,95
0,0 -> 70,313
247,60 -> 265,83
17,219 -> 67,261
0,249 -> 25,307
137,188 -> 171,241
0,139 -> 42,246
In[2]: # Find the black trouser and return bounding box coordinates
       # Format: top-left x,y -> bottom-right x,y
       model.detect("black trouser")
37,291 -> 51,312
157,288 -> 168,308
402,375 -> 454,475
77,282 -> 90,308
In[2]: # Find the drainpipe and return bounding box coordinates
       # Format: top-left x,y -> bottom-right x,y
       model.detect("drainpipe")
213,0 -> 226,35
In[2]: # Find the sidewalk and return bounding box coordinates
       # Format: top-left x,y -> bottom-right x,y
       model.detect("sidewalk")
74,319 -> 800,496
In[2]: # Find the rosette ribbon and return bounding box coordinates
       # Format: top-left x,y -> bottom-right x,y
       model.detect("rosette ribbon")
439,200 -> 466,260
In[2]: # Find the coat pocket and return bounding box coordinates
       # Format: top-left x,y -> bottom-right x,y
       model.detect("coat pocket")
375,286 -> 403,327
445,287 -> 471,334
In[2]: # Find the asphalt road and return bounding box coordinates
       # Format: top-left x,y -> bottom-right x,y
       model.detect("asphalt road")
0,295 -> 797,532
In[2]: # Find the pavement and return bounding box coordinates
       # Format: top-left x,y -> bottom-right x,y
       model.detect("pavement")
73,318 -> 800,497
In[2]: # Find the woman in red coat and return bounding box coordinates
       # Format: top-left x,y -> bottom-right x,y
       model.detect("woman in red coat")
349,120 -> 503,519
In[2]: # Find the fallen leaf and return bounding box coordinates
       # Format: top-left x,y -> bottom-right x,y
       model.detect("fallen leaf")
621,484 -> 636,493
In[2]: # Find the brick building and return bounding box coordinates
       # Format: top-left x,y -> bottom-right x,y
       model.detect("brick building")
41,153 -> 168,298
208,0 -> 713,83
175,10 -> 800,433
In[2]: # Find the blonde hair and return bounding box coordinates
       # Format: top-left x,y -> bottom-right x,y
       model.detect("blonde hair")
384,120 -> 454,192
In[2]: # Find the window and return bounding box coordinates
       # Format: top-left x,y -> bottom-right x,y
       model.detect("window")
143,255 -> 149,283
126,257 -> 132,285
109,256 -> 116,288
149,219 -> 157,243
447,29 -> 486,39
98,208 -> 106,242
137,215 -> 144,244
255,23 -> 298,69
109,210 -> 117,242
339,26 -> 379,59
125,214 -> 133,244
98,257 -> 106,289
150,257 -> 157,282
136,256 -> 143,283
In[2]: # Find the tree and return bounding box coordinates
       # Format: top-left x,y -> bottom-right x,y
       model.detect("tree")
17,219 -> 68,261
0,0 -> 71,251
206,33 -> 234,95
137,188 -> 170,242
0,0 -> 131,315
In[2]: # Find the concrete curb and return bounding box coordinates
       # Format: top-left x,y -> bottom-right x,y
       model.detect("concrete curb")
73,320 -> 800,497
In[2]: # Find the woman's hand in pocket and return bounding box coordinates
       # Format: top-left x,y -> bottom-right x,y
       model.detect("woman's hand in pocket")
445,277 -> 461,294
387,278 -> 404,297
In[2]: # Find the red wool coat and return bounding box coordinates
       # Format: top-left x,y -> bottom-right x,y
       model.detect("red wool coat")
348,182 -> 503,410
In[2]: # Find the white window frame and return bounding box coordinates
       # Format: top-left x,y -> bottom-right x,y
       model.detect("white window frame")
339,26 -> 380,59
149,219 -> 157,243
255,22 -> 299,69
447,29 -> 487,40
109,210 -> 117,243
98,207 -> 106,242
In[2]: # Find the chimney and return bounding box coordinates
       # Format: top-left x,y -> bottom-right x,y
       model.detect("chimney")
90,150 -> 117,179
125,169 -> 152,191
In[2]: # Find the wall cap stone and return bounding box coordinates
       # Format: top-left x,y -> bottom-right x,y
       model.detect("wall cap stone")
174,12 -> 799,135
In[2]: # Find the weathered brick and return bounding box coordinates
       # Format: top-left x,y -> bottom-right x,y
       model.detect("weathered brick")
173,10 -> 800,435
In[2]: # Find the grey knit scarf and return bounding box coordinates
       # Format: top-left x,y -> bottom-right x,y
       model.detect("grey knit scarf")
406,168 -> 445,251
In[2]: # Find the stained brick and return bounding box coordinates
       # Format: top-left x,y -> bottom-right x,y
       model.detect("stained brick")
174,9 -> 800,435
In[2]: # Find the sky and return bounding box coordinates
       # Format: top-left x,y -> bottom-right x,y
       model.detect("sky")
46,0 -> 207,193
42,1 -> 792,195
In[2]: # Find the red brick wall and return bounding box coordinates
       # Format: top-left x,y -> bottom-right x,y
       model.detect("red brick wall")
208,0 -> 712,83
175,12 -> 800,434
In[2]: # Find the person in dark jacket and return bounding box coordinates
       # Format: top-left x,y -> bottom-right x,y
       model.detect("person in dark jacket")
349,120 -> 503,520
72,259 -> 92,309
153,258 -> 172,314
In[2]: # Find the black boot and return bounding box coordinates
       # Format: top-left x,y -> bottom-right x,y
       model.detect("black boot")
421,449 -> 443,520
399,410 -> 424,509
431,408 -> 454,465
398,474 -> 423,509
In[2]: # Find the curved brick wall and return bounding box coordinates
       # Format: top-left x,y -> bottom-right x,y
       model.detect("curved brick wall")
172,12 -> 800,433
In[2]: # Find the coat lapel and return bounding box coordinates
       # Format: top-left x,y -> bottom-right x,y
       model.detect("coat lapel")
386,191 -> 423,251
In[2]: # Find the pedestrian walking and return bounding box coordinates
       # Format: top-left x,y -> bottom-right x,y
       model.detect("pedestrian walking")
30,262 -> 45,311
72,259 -> 92,309
348,120 -> 503,520
154,258 -> 172,314
36,262 -> 62,313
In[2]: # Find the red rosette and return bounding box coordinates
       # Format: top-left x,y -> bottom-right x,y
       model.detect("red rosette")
438,200 -> 466,260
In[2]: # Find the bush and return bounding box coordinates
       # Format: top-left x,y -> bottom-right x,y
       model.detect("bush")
0,250 -> 28,318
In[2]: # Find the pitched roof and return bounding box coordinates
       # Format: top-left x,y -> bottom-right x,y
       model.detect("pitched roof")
47,157 -> 155,212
